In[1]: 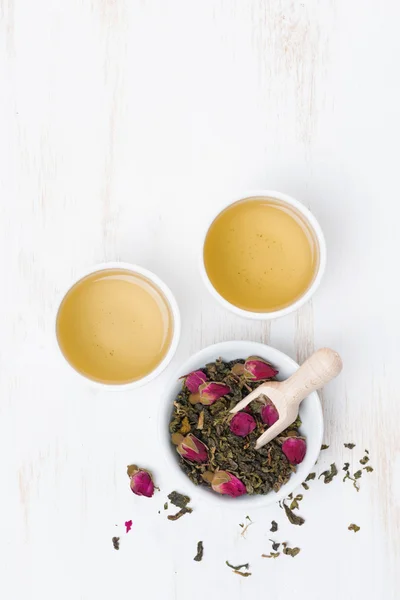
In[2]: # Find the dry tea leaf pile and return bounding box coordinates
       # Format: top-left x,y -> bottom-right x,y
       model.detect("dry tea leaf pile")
169,358 -> 306,496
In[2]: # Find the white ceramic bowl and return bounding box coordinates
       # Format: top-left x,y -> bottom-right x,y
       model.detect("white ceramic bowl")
55,261 -> 181,390
160,341 -> 323,509
200,190 -> 327,320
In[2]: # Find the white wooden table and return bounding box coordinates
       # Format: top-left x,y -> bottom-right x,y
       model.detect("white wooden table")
1,1 -> 399,598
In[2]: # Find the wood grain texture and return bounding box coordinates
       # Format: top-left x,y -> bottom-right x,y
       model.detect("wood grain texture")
1,1 -> 400,598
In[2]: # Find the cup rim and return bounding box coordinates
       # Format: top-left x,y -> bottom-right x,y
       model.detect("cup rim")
200,190 -> 327,320
54,261 -> 181,390
159,340 -> 323,509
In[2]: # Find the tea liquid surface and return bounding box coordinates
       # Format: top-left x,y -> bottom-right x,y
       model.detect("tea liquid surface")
204,198 -> 318,312
57,269 -> 173,384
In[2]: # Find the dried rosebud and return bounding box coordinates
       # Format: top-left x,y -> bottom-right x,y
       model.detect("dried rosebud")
177,433 -> 208,463
261,403 -> 279,426
199,381 -> 231,405
229,412 -> 256,437
244,356 -> 278,381
212,471 -> 247,498
127,465 -> 155,498
185,370 -> 207,393
282,438 -> 307,465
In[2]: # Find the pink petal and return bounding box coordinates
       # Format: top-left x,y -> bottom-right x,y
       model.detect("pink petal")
125,520 -> 132,533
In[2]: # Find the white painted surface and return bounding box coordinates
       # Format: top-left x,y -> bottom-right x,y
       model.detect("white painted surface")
1,1 -> 399,598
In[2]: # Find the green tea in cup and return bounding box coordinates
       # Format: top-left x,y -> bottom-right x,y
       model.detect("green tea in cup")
203,197 -> 320,314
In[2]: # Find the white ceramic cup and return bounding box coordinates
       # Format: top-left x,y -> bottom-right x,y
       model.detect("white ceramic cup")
160,341 -> 323,509
200,190 -> 327,320
55,261 -> 181,390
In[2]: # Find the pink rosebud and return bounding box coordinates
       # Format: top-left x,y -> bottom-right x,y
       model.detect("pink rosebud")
177,433 -> 208,463
282,438 -> 307,465
212,471 -> 247,498
244,356 -> 278,381
199,381 -> 231,405
185,370 -> 208,393
229,412 -> 256,437
125,520 -> 132,533
261,403 -> 279,426
127,465 -> 155,498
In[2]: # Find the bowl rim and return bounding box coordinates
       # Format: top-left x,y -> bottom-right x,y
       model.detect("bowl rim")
159,340 -> 324,509
54,261 -> 181,390
200,190 -> 327,320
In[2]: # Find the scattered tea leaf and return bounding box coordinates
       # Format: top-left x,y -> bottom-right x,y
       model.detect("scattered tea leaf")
167,507 -> 193,521
262,552 -> 280,559
348,523 -> 360,533
365,449 -> 369,454
305,472 -> 316,481
194,541 -> 204,562
226,560 -> 249,571
359,456 -> 369,465
283,501 -> 305,526
343,462 -> 350,471
112,537 -> 120,550
343,471 -> 360,491
234,570 -> 252,577
269,539 -> 280,551
164,502 -> 168,510
240,516 -> 253,537
302,482 -> 309,490
321,444 -> 329,450
283,545 -> 301,557
270,520 -> 278,532
168,491 -> 190,509
364,466 -> 374,473
124,520 -> 132,533
354,470 -> 362,479
344,443 -> 356,449
319,463 -> 338,484
289,494 -> 303,510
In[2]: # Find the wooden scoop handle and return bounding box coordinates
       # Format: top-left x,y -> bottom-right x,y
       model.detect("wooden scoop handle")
282,348 -> 343,408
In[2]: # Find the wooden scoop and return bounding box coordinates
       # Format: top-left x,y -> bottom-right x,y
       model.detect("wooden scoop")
230,348 -> 343,450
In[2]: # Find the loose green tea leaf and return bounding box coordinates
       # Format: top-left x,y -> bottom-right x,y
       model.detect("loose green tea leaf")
321,444 -> 329,450
262,552 -> 280,558
344,443 -> 356,449
269,539 -> 280,551
112,537 -> 120,550
194,541 -> 204,562
283,501 -> 305,526
319,463 -> 338,484
365,449 -> 369,454
240,516 -> 253,537
364,466 -> 374,473
359,456 -> 369,465
301,482 -> 309,490
354,470 -> 362,479
164,502 -> 168,510
169,358 -> 301,496
226,560 -> 249,571
305,472 -> 316,481
348,523 -> 360,533
343,471 -> 360,491
343,462 -> 350,471
282,545 -> 301,557
289,495 -> 303,510
270,520 -> 278,532
168,491 -> 190,509
167,507 -> 193,521
234,570 -> 252,577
